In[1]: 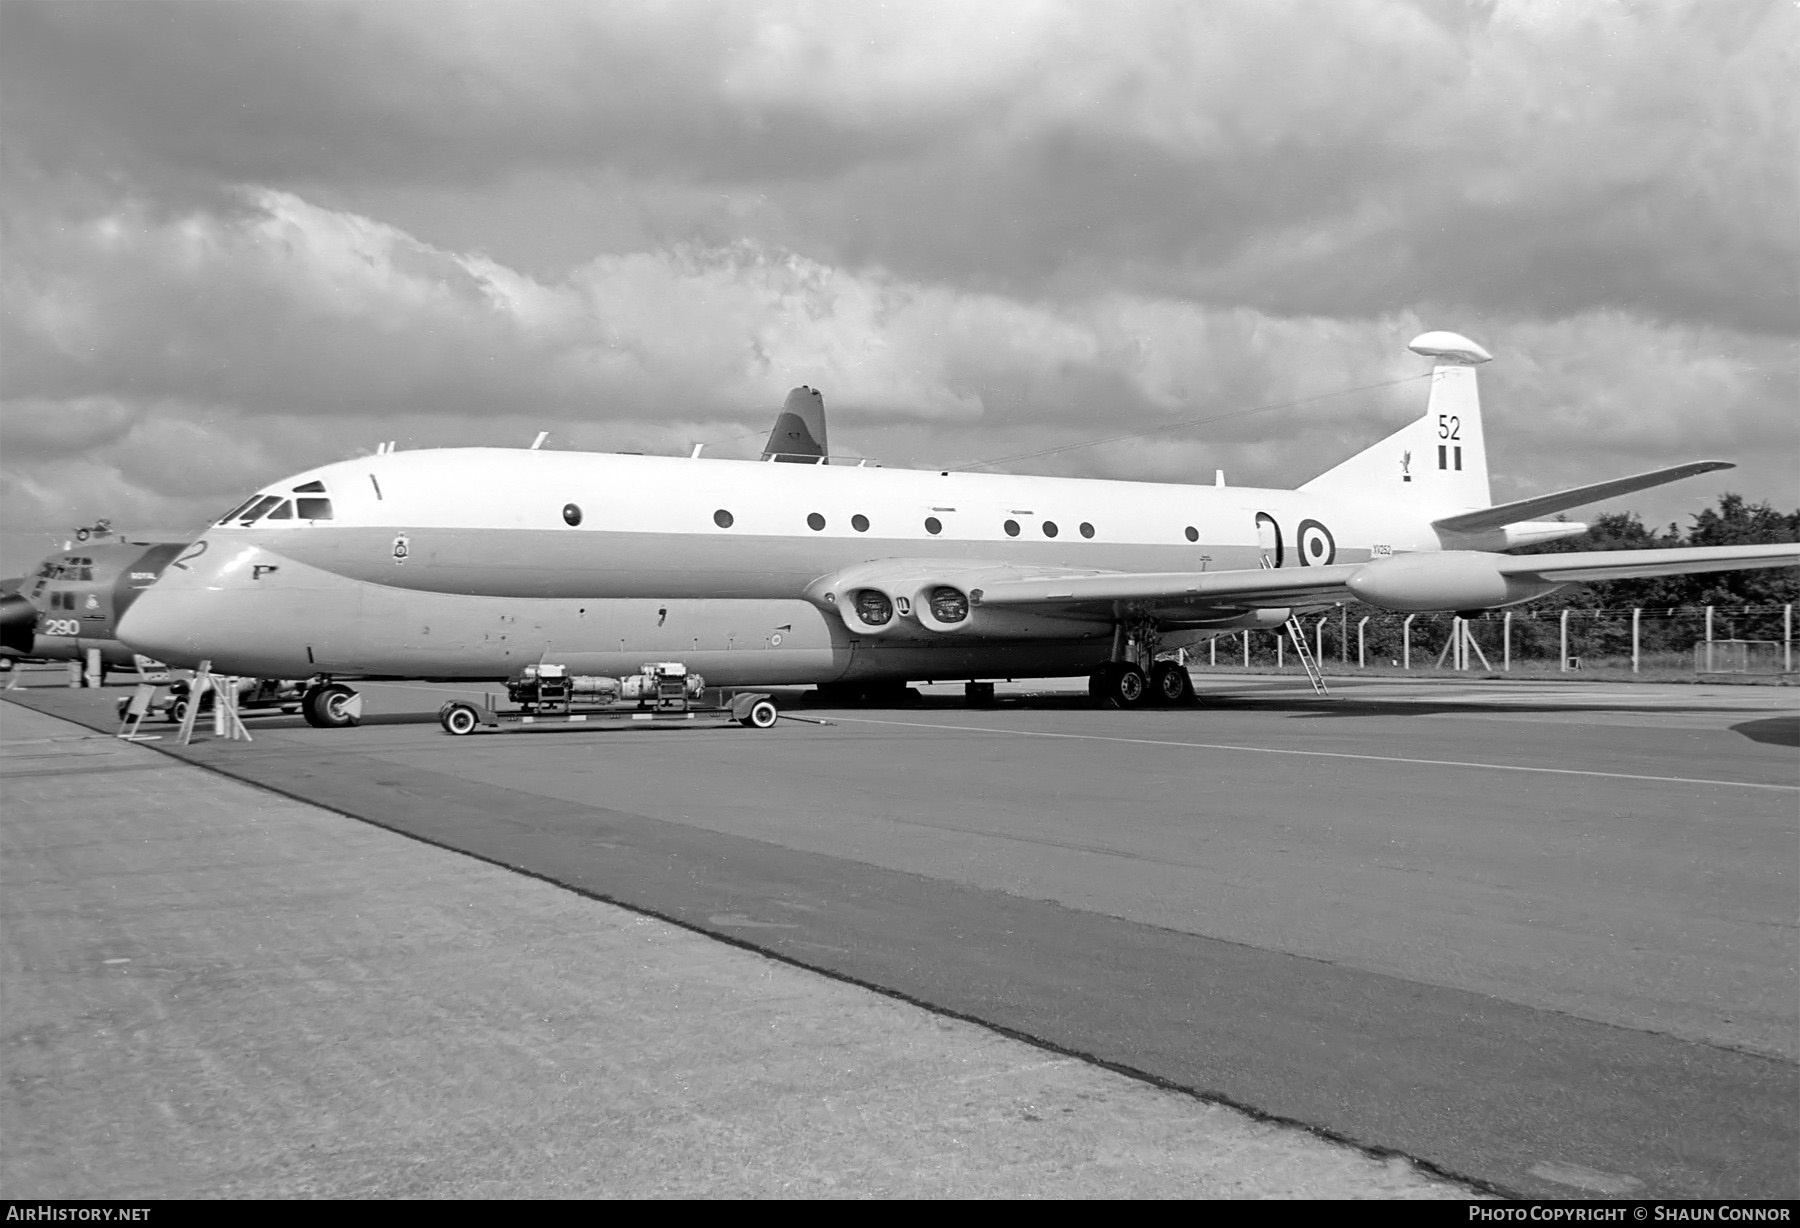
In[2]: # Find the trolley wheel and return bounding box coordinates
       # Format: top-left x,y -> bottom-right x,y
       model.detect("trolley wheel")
168,697 -> 189,725
439,702 -> 481,736
741,698 -> 779,729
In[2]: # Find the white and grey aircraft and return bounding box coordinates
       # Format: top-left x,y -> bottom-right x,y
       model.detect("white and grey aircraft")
116,332 -> 1800,726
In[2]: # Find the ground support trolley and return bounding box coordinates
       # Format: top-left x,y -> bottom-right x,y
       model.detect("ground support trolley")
436,662 -> 779,736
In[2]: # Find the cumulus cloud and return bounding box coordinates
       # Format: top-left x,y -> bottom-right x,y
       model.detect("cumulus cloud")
0,0 -> 1793,571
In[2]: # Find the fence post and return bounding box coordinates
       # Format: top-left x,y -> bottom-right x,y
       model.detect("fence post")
1403,613 -> 1417,670
1340,606 -> 1348,663
1632,607 -> 1641,674
1210,637 -> 1216,667
1316,616 -> 1327,666
1705,605 -> 1713,642
1786,604 -> 1792,674
1503,611 -> 1512,671
1277,633 -> 1284,669
1243,631 -> 1250,669
1357,616 -> 1369,668
1560,608 -> 1570,671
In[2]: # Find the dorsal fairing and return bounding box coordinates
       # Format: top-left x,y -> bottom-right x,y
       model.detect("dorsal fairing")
762,386 -> 829,463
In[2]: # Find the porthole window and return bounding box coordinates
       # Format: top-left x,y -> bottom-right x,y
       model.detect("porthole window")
563,503 -> 583,527
714,509 -> 734,528
924,516 -> 942,535
1003,519 -> 1020,537
851,514 -> 870,533
807,512 -> 826,531
1080,522 -> 1095,538
1184,526 -> 1198,542
1042,521 -> 1058,538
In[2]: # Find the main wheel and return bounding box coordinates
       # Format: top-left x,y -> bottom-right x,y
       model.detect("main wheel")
1151,661 -> 1194,705
741,698 -> 779,729
303,683 -> 360,728
1094,663 -> 1149,709
168,696 -> 190,725
439,702 -> 480,736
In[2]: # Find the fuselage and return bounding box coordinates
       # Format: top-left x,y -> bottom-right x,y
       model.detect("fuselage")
117,447 -> 1453,684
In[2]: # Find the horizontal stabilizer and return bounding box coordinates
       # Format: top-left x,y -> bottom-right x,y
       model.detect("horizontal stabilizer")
1432,461 -> 1733,534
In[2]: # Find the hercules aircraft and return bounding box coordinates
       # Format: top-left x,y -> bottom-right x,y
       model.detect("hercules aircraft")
1,527 -> 186,680
115,332 -> 1800,726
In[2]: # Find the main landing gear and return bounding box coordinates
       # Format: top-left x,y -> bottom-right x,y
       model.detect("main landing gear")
1088,660 -> 1195,709
301,682 -> 362,728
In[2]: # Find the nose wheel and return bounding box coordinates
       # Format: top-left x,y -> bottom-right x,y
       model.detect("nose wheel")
302,683 -> 362,728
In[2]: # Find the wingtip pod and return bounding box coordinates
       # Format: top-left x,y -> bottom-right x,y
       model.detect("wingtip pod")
1408,331 -> 1491,365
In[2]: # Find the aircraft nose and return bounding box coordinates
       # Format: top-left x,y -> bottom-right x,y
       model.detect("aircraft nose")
1,592 -> 38,657
115,583 -> 205,668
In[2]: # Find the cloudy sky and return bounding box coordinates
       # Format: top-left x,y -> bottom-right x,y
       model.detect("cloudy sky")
2,0 -> 1794,573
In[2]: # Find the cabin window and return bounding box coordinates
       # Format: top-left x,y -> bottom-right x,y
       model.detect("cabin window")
297,498 -> 334,520
807,513 -> 826,531
1184,526 -> 1198,542
1003,519 -> 1020,537
924,517 -> 942,535
266,501 -> 294,520
1042,521 -> 1058,538
713,509 -> 734,528
851,514 -> 870,533
293,480 -> 326,493
562,504 -> 582,527
1080,522 -> 1095,539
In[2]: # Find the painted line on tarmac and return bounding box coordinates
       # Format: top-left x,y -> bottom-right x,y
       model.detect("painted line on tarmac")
828,716 -> 1800,793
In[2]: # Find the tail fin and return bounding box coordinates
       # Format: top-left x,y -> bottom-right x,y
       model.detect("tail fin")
762,386 -> 829,463
1300,331 -> 1493,512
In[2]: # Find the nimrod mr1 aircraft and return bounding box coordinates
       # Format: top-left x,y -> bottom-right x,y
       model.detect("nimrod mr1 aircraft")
116,332 -> 1799,726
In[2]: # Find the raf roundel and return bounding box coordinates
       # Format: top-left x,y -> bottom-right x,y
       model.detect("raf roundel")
1296,519 -> 1336,566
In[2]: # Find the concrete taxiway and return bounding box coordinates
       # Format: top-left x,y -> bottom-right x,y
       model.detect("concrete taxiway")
3,671 -> 1795,1198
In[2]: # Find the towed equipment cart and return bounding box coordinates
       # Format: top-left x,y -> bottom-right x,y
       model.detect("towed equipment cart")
437,662 -> 778,736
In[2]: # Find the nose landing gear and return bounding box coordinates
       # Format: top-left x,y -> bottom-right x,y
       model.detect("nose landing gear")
302,682 -> 362,728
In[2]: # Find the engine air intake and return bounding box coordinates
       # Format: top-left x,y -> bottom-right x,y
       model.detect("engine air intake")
927,586 -> 969,624
853,589 -> 894,627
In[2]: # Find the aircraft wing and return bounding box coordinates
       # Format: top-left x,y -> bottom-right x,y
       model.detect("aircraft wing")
1492,542 -> 1800,583
1431,461 -> 1734,533
959,542 -> 1798,619
815,542 -> 1797,634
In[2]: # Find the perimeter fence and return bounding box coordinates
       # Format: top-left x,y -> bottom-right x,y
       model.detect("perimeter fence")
1191,603 -> 1796,676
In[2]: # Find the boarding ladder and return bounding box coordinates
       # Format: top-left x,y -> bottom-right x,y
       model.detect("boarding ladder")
1261,555 -> 1330,696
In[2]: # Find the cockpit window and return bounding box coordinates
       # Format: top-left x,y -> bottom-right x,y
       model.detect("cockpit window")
265,500 -> 294,520
293,480 -> 326,493
218,496 -> 262,524
295,497 -> 333,520
236,495 -> 281,523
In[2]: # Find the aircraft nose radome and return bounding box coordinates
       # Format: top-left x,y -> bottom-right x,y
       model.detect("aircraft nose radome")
0,592 -> 37,655
115,586 -> 204,668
